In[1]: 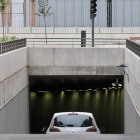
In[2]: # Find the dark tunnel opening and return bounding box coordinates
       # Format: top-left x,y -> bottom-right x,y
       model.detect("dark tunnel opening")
29,75 -> 124,134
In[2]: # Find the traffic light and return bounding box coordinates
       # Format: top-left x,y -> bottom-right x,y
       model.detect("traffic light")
90,0 -> 97,19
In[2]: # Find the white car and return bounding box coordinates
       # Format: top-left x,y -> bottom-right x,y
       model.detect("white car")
45,112 -> 100,134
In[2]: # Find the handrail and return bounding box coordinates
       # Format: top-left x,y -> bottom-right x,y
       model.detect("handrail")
27,38 -> 126,46
27,37 -> 126,40
0,39 -> 26,55
126,39 -> 140,57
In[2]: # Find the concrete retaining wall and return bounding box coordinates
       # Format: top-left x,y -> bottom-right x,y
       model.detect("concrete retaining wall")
124,48 -> 140,135
28,47 -> 125,76
0,68 -> 28,108
0,87 -> 29,134
0,48 -> 28,107
0,48 -> 29,133
125,48 -> 140,115
124,87 -> 140,135
0,48 -> 27,83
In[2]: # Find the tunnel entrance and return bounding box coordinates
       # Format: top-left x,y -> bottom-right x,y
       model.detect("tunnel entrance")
29,75 -> 124,134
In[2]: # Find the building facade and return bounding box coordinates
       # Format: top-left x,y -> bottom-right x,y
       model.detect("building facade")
1,0 -> 140,27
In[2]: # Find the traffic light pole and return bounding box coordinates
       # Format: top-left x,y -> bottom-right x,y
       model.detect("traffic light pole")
92,18 -> 94,47
90,0 -> 97,47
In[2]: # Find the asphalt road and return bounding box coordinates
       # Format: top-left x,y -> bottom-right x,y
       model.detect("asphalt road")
0,134 -> 140,140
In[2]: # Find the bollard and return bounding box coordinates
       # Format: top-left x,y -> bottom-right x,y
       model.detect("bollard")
81,30 -> 86,47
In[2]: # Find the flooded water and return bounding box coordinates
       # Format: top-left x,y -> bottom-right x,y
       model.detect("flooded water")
30,87 -> 124,134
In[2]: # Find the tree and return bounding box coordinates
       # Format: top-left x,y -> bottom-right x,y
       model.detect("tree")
38,0 -> 52,34
0,0 -> 9,39
31,0 -> 35,27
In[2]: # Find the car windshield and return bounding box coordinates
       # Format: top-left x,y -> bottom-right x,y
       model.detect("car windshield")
53,114 -> 93,127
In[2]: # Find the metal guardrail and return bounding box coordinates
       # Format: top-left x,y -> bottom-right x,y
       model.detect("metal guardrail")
27,38 -> 126,46
0,39 -> 26,54
126,39 -> 140,57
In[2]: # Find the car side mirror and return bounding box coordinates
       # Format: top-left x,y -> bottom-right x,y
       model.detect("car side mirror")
42,127 -> 48,133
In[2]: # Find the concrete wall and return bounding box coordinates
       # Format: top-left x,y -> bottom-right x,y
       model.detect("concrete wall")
0,86 -> 29,134
124,48 -> 140,135
0,48 -> 27,84
0,48 -> 29,133
0,68 -> 28,109
28,46 -> 125,76
124,87 -> 140,135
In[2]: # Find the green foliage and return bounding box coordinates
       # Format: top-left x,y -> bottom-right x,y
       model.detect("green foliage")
0,0 -> 9,39
0,0 -> 9,14
0,36 -> 16,43
38,0 -> 53,17
38,0 -> 53,34
10,36 -> 16,41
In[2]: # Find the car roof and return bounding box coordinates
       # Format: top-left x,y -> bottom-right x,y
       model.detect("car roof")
53,112 -> 93,118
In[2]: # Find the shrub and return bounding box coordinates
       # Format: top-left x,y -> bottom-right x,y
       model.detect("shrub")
0,36 -> 16,43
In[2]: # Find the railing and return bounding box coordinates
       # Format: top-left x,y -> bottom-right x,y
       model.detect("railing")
0,39 -> 26,54
1,27 -> 140,34
27,38 -> 126,47
126,39 -> 140,57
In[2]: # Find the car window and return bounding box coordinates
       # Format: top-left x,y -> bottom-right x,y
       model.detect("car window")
53,115 -> 93,127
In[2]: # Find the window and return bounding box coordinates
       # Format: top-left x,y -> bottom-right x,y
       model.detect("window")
53,115 -> 93,127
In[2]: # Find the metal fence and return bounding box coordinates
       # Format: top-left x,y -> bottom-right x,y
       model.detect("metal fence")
27,38 -> 126,47
0,38 -> 26,54
126,39 -> 140,57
